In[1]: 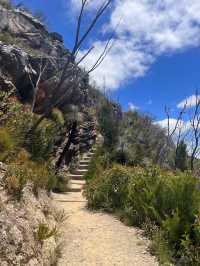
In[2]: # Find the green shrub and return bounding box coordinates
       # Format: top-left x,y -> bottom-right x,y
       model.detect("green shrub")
25,118 -> 58,161
0,127 -> 16,161
4,101 -> 62,161
85,164 -> 133,210
98,103 -> 120,147
85,164 -> 200,264
51,108 -> 65,127
150,229 -> 172,265
53,172 -> 69,193
53,209 -> 67,224
37,223 -> 58,243
85,147 -> 112,181
4,150 -> 57,197
5,162 -> 28,197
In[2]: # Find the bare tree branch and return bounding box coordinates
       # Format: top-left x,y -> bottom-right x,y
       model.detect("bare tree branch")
87,36 -> 115,74
76,46 -> 94,65
73,0 -> 112,54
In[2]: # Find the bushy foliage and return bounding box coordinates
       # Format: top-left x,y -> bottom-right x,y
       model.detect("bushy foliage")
175,140 -> 188,171
2,99 -> 62,161
25,119 -> 59,161
85,147 -> 112,181
37,223 -> 58,243
4,150 -> 57,197
0,95 -> 68,195
85,164 -> 200,264
98,102 -> 121,148
0,127 -> 16,161
51,108 -> 65,127
53,172 -> 69,193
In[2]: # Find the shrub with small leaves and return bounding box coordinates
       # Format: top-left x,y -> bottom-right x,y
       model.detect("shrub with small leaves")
37,223 -> 58,243
4,150 -> 58,197
85,164 -> 200,264
0,127 -> 16,161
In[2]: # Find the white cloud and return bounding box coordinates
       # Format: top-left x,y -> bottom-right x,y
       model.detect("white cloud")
128,102 -> 139,111
177,94 -> 200,109
155,118 -> 190,135
71,0 -> 200,90
78,40 -> 153,89
156,118 -> 181,134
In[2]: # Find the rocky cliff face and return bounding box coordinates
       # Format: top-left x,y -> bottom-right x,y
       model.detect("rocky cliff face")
0,161 -> 61,266
0,3 -> 87,105
0,2 -> 67,56
0,2 -> 98,169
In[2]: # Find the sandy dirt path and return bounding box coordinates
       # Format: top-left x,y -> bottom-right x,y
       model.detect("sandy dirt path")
53,190 -> 158,266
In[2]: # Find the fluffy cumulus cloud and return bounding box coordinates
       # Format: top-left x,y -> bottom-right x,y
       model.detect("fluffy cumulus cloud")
78,40 -> 153,89
156,118 -> 184,134
177,94 -> 200,109
128,102 -> 139,111
70,0 -> 200,90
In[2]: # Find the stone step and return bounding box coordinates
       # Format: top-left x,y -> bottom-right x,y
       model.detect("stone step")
88,152 -> 95,156
80,159 -> 90,164
72,169 -> 88,175
69,174 -> 84,180
70,180 -> 86,185
67,187 -> 83,192
79,164 -> 89,170
79,160 -> 89,165
67,181 -> 84,192
83,155 -> 92,160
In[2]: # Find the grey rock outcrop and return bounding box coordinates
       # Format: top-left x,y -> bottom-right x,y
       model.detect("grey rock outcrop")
0,4 -> 67,57
0,182 -> 60,266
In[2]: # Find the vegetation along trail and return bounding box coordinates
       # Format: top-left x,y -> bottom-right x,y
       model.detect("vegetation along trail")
53,150 -> 158,266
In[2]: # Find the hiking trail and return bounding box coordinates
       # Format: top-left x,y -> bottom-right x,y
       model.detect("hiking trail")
53,147 -> 158,266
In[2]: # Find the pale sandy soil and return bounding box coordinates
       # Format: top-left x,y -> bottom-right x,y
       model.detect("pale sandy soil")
53,190 -> 158,266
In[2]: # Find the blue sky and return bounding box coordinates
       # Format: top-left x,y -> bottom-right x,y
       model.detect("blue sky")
12,0 -> 200,122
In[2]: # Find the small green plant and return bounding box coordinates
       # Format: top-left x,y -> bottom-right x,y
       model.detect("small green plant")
54,209 -> 67,224
0,127 -> 16,161
4,163 -> 27,197
37,223 -> 58,243
85,146 -> 112,181
53,172 -> 69,193
51,108 -> 65,126
4,150 -> 58,197
150,229 -> 172,265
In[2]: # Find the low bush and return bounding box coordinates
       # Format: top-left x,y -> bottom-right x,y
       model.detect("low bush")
85,147 -> 112,181
4,150 -> 57,197
1,97 -> 66,196
0,127 -> 16,161
53,172 -> 69,193
25,119 -> 59,161
85,165 -> 200,264
37,223 -> 58,243
3,100 -> 62,161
